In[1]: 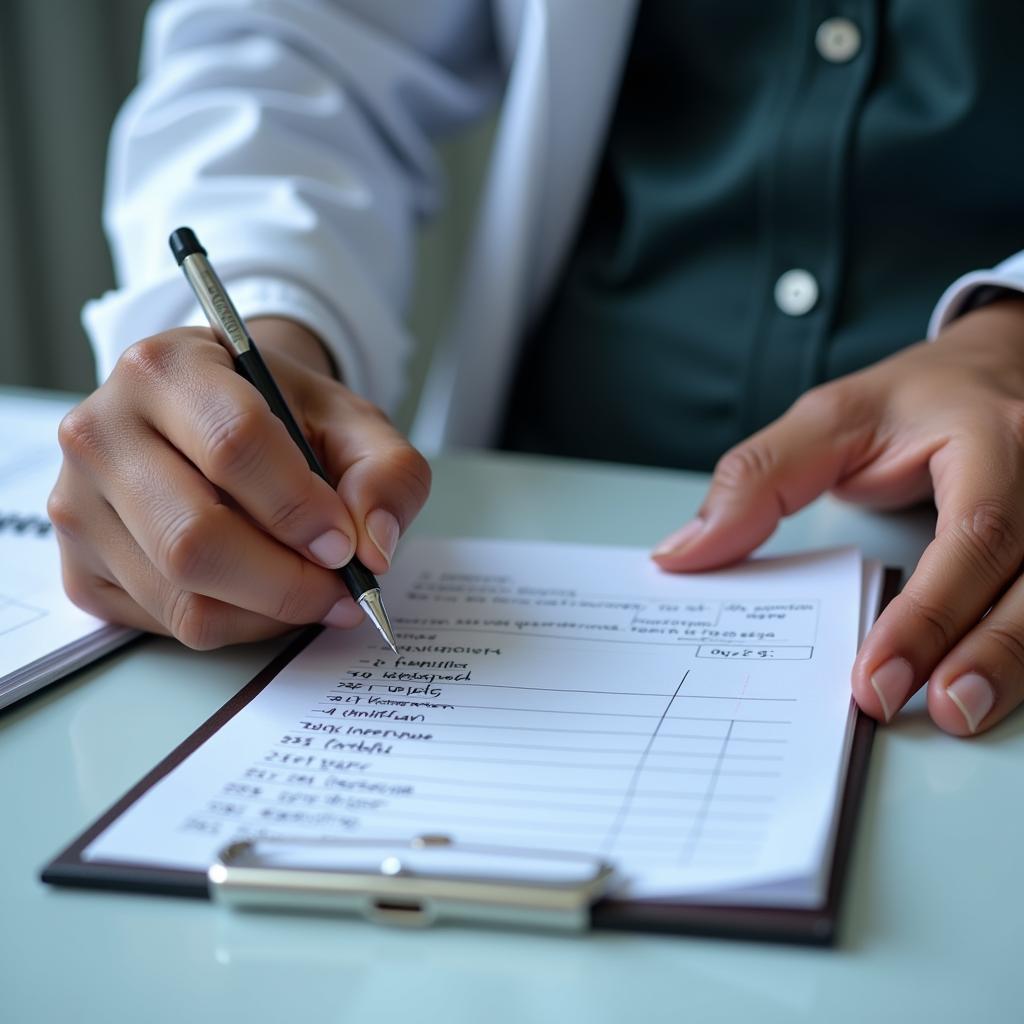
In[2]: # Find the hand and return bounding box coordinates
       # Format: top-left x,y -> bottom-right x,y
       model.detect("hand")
49,318 -> 430,649
651,296 -> 1024,737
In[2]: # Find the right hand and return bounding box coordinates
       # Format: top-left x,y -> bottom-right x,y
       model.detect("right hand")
48,318 -> 431,649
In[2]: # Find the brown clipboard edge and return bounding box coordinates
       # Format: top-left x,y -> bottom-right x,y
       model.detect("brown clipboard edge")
42,568 -> 901,943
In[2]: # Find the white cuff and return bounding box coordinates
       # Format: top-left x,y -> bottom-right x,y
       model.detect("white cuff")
928,257 -> 1024,338
180,276 -> 369,396
84,273 -> 371,398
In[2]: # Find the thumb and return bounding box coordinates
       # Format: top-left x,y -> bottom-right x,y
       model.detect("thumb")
652,386 -> 872,571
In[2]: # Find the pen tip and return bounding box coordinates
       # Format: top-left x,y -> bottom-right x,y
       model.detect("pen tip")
358,589 -> 399,655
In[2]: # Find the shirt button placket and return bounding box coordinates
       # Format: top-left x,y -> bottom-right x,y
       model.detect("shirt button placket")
741,4 -> 876,437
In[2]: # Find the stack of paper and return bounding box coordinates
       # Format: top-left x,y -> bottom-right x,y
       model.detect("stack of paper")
0,393 -> 136,710
75,537 -> 881,910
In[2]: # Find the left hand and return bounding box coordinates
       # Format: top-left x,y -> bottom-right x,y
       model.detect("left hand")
651,295 -> 1024,737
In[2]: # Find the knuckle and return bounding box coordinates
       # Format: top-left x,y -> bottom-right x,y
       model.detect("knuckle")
158,508 -> 220,588
904,592 -> 959,652
714,443 -> 775,491
793,380 -> 863,431
983,619 -> 1024,671
167,590 -> 218,650
1003,400 -> 1024,449
202,405 -> 266,481
118,336 -> 175,382
385,446 -> 432,513
790,385 -> 839,430
267,476 -> 316,534
61,569 -> 108,619
792,383 -> 836,421
46,487 -> 81,541
269,561 -> 319,624
57,405 -> 103,465
951,500 -> 1021,577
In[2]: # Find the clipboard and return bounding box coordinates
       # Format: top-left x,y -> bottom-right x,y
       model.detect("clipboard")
42,568 -> 900,946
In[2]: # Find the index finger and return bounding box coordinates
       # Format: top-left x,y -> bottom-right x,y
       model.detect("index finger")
653,384 -> 874,571
124,335 -> 359,570
852,435 -> 1024,722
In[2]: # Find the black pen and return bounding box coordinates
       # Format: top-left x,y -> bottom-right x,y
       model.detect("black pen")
169,227 -> 399,653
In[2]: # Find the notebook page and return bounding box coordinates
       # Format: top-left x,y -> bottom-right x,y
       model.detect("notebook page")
0,392 -> 73,517
0,393 -> 135,703
0,526 -> 135,698
83,539 -> 868,905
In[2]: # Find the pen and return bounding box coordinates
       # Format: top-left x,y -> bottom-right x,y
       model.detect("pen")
169,226 -> 399,654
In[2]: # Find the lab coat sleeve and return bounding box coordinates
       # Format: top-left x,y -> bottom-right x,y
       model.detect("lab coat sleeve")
83,0 -> 500,412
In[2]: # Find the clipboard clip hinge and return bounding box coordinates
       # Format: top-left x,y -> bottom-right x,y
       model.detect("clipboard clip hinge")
208,835 -> 616,932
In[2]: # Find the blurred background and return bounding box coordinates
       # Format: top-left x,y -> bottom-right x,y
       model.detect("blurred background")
0,0 -> 487,430
0,0 -> 150,394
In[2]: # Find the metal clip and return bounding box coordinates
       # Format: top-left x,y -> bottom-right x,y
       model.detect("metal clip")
208,835 -> 615,931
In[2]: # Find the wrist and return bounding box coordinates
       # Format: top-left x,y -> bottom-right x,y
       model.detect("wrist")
937,291 -> 1024,342
931,292 -> 1024,391
249,317 -> 338,380
982,292 -> 1024,320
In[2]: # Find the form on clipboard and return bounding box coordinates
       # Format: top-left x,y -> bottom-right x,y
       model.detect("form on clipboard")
44,539 -> 893,944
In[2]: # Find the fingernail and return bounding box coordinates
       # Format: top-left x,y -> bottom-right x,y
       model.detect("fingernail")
308,529 -> 355,569
652,518 -> 705,558
322,598 -> 364,629
366,509 -> 400,567
870,656 -> 915,722
946,672 -> 995,734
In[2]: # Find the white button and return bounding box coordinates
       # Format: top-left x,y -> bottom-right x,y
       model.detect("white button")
815,17 -> 861,63
774,269 -> 819,316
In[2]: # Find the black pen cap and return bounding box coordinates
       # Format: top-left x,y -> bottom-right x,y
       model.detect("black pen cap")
169,227 -> 207,266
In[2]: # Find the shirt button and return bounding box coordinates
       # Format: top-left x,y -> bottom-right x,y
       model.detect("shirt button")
774,269 -> 819,316
815,17 -> 861,63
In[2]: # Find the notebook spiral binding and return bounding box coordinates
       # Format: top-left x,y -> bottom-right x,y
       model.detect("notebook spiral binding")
0,513 -> 52,536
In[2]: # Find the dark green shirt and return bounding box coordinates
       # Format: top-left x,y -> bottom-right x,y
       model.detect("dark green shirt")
501,1 -> 1024,470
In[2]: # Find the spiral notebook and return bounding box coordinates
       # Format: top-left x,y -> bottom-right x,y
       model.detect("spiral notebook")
0,392 -> 137,711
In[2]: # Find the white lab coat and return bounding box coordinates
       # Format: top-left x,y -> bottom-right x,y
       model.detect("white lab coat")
85,0 -> 1024,452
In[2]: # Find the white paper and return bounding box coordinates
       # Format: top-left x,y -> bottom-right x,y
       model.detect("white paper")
0,393 -> 73,519
0,394 -> 135,706
83,539 -> 879,906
